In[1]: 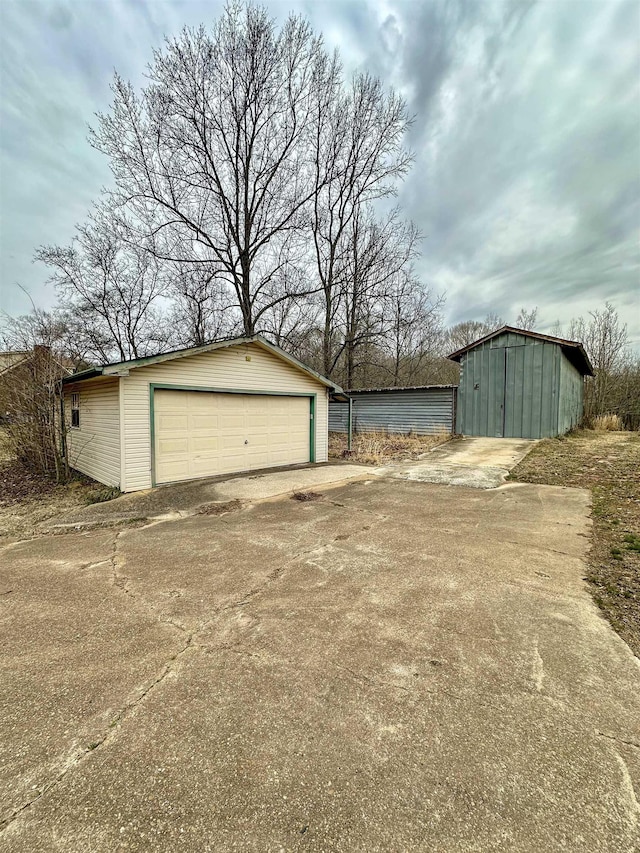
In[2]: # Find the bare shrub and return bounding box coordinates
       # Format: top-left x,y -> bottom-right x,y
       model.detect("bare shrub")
0,347 -> 69,482
593,414 -> 623,432
329,430 -> 449,465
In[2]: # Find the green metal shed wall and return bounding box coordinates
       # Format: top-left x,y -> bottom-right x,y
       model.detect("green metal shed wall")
456,332 -> 583,439
557,355 -> 584,434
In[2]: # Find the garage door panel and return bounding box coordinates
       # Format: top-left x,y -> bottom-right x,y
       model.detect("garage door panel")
156,459 -> 190,482
191,414 -> 219,430
247,435 -> 269,449
157,437 -> 189,455
221,433 -> 246,450
220,414 -> 245,430
157,414 -> 188,432
191,436 -> 219,452
154,390 -> 310,484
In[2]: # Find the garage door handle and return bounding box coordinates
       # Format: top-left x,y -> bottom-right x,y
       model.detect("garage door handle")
244,439 -> 249,444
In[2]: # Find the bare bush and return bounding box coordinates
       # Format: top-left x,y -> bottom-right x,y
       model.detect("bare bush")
0,346 -> 69,481
593,414 -> 623,431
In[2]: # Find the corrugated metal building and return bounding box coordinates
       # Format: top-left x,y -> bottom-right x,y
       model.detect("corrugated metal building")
329,386 -> 456,436
448,327 -> 594,439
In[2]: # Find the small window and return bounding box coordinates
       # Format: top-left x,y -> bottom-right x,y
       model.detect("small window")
71,393 -> 80,428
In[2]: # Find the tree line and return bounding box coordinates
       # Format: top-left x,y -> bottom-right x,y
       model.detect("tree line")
2,4 -> 638,430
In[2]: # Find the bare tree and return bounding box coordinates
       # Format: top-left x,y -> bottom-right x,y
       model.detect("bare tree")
381,271 -> 445,386
166,262 -> 240,347
446,313 -> 504,351
337,208 -> 419,388
568,303 -> 629,420
36,210 -> 166,362
309,71 -> 413,376
91,6 -> 336,336
515,306 -> 538,330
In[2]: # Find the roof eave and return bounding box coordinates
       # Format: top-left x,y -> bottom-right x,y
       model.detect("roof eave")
60,335 -> 345,393
61,368 -> 104,384
252,336 -> 344,393
447,325 -> 594,376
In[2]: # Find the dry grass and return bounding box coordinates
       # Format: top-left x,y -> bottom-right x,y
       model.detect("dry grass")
0,458 -> 115,543
593,413 -> 623,431
509,429 -> 640,657
329,430 -> 450,465
0,427 -> 11,462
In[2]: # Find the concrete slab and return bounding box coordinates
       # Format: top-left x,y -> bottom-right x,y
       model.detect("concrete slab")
211,463 -> 369,502
378,436 -> 538,489
1,478 -> 639,852
45,462 -> 369,532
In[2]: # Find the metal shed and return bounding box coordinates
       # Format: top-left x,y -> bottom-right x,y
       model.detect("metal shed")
329,386 -> 457,437
448,327 -> 594,439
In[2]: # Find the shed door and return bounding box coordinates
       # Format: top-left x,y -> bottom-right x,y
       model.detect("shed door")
153,390 -> 310,485
487,348 -> 506,438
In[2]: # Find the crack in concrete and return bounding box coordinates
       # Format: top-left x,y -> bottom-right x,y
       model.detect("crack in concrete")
597,731 -> 640,750
0,527 -> 200,835
334,664 -> 506,711
0,631 -> 195,833
109,530 -> 128,593
531,638 -> 545,692
2,526 -> 314,834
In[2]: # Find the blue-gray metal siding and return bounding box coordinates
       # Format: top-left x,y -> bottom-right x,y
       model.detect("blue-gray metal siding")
456,332 -> 584,438
557,356 -> 584,434
329,387 -> 455,436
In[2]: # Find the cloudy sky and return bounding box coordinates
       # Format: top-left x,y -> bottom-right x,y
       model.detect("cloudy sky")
1,0 -> 639,344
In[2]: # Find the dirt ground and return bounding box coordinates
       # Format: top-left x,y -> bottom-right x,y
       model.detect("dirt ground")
329,430 -> 449,464
509,430 -> 640,657
0,460 -> 117,543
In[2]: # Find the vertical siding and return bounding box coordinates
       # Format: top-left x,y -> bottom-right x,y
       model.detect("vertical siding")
329,387 -> 455,435
503,340 -> 560,438
456,343 -> 506,437
121,342 -> 328,492
457,334 -> 567,439
64,378 -> 121,487
557,355 -> 584,434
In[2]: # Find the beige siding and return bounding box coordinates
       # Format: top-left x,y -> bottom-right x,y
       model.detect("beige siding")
64,378 -> 121,487
121,342 -> 329,492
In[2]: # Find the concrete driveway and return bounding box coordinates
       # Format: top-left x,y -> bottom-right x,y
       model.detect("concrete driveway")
379,436 -> 537,488
1,473 -> 639,851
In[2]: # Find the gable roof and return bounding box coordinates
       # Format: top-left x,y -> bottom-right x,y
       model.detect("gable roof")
0,351 -> 30,376
447,326 -> 594,376
61,335 -> 345,392
0,348 -> 73,378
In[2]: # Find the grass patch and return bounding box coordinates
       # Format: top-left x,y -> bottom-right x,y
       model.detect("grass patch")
0,459 -> 115,543
509,430 -> 640,658
197,499 -> 243,516
329,430 -> 450,465
84,486 -> 121,505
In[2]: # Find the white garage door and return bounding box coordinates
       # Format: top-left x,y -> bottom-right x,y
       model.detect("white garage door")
153,390 -> 311,485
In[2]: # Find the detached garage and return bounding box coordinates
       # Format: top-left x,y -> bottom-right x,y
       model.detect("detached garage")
448,326 -> 594,439
61,336 -> 342,492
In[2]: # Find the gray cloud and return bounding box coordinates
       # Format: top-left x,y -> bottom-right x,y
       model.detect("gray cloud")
1,0 -> 638,345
